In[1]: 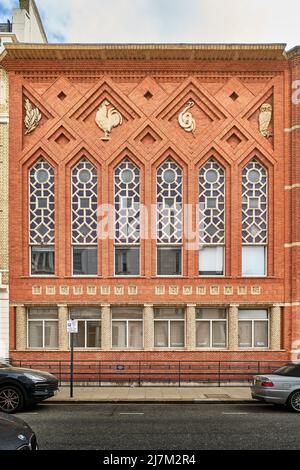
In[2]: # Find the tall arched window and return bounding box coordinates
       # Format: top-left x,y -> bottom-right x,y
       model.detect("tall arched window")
199,159 -> 225,276
29,159 -> 55,275
114,158 -> 140,276
156,158 -> 182,276
242,159 -> 267,276
71,159 -> 98,275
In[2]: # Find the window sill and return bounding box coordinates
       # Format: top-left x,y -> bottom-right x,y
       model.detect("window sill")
71,348 -> 102,351
23,276 -> 58,279
25,348 -> 59,351
195,348 -> 228,351
238,348 -> 270,351
111,348 -> 145,351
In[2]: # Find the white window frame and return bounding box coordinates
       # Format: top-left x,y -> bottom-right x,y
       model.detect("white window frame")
241,244 -> 267,277
111,317 -> 144,349
30,244 -> 55,277
156,244 -> 183,277
238,310 -> 269,349
28,160 -> 55,277
27,313 -> 58,350
196,311 -> 228,349
114,244 -> 141,277
72,244 -> 98,278
69,318 -> 101,349
71,159 -> 98,277
198,244 -> 225,278
154,317 -> 186,349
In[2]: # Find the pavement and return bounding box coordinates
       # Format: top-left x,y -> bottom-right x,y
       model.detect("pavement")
48,386 -> 253,403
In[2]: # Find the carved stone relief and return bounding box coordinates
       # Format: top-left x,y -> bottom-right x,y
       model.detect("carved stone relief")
24,98 -> 42,134
95,99 -> 123,140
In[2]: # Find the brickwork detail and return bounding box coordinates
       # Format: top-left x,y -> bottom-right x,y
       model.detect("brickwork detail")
4,49 -> 295,362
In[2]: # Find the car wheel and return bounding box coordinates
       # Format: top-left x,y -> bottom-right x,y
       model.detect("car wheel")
287,390 -> 300,413
0,385 -> 25,413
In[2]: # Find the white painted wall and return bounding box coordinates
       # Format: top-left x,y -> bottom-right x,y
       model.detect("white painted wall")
12,3 -> 46,43
0,274 -> 9,362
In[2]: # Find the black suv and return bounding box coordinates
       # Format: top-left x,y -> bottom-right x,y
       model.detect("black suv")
0,412 -> 38,449
0,362 -> 59,413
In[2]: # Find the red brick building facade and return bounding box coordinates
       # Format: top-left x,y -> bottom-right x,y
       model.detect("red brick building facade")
1,43 -> 300,373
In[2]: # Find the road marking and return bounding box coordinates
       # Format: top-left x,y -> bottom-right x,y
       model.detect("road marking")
119,412 -> 145,415
222,412 -> 248,415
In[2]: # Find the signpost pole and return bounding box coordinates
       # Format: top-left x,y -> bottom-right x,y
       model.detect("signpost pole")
70,332 -> 74,398
67,319 -> 77,398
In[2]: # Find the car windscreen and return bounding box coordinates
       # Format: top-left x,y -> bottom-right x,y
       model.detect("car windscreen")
274,365 -> 300,377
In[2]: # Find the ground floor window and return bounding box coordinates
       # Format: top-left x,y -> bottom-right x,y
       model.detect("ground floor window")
154,308 -> 185,348
238,309 -> 269,348
70,308 -> 101,348
112,307 -> 143,348
196,308 -> 227,348
27,307 -> 58,349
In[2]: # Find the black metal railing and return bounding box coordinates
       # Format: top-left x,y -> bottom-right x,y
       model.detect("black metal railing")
0,21 -> 12,33
10,359 -> 287,387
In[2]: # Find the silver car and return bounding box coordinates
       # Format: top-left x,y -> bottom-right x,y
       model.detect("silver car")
251,362 -> 300,412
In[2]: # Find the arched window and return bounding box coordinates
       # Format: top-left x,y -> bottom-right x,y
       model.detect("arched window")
199,158 -> 225,276
114,158 -> 140,276
156,158 -> 182,276
242,159 -> 267,276
71,159 -> 98,275
29,159 -> 55,275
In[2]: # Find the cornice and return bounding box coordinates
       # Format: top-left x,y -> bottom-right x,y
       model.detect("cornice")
287,46 -> 300,59
0,43 -> 287,65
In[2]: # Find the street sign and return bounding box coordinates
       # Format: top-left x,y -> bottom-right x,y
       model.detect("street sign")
67,319 -> 78,334
66,320 -> 78,398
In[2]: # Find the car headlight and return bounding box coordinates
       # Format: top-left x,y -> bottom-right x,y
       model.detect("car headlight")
24,372 -> 46,382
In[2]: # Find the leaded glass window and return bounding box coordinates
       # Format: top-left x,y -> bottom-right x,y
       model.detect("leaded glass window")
29,159 -> 55,245
114,158 -> 140,244
156,159 -> 182,244
199,159 -> 225,276
114,159 -> 140,276
71,159 -> 98,276
242,160 -> 267,244
29,159 -> 55,275
242,159 -> 267,276
71,159 -> 98,245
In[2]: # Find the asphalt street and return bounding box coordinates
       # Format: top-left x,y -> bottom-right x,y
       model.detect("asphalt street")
14,402 -> 300,450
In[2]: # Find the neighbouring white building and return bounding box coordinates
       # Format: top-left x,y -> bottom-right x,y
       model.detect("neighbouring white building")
0,0 -> 47,361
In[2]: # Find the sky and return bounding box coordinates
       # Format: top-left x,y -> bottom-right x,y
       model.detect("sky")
0,0 -> 299,49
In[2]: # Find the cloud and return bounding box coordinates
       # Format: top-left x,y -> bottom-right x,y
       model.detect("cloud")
35,0 -> 300,48
1,0 -> 300,49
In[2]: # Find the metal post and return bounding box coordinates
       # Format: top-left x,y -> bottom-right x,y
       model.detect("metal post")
70,333 -> 74,398
138,361 -> 141,387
